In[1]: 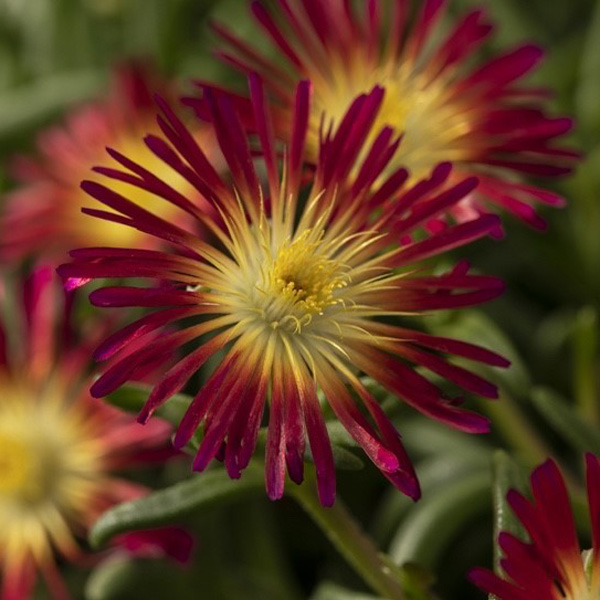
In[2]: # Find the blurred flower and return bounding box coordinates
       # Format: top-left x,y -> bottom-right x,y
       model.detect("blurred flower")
1,63 -> 217,263
471,454 -> 600,599
0,266 -> 191,600
201,0 -> 579,231
59,77 -> 508,507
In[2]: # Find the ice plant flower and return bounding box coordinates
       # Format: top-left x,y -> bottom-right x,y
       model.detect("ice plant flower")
471,454 -> 600,600
0,63 -> 217,262
202,0 -> 578,230
59,77 -> 509,507
0,266 -> 191,600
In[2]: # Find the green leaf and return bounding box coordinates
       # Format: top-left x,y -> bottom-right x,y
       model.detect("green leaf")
308,444 -> 364,471
373,449 -> 492,546
491,451 -> 528,573
311,582 -> 381,600
389,470 -> 491,568
89,465 -> 264,549
0,70 -> 102,145
86,557 -> 132,600
105,382 -> 192,427
577,0 -> 600,138
573,306 -> 600,424
400,418 -> 491,459
85,557 -> 189,600
531,387 -> 600,454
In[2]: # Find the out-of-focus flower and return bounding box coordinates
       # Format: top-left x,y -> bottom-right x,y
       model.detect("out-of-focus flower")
471,454 -> 600,600
60,77 -> 508,507
0,266 -> 192,600
200,0 -> 579,230
1,63 -> 217,263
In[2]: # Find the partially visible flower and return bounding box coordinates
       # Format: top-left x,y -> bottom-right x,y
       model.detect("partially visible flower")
200,0 -> 578,230
1,63 -> 218,262
60,77 -> 508,507
471,454 -> 600,600
0,266 -> 191,600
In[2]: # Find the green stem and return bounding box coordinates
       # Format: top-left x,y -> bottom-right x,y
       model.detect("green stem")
289,469 -> 405,600
574,306 -> 599,425
482,390 -> 551,467
486,391 -> 585,498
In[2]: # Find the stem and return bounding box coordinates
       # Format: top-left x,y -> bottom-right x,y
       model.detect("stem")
574,306 -> 599,425
485,390 -> 584,496
289,469 -> 405,600
481,390 -> 551,467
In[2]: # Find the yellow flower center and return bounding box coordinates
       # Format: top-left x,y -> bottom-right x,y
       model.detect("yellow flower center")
0,386 -> 106,562
256,230 -> 348,332
310,60 -> 473,181
0,434 -> 37,499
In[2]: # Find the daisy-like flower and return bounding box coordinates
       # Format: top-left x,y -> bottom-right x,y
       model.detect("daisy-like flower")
0,266 -> 191,600
200,0 -> 578,230
1,63 -> 217,262
59,76 -> 508,507
471,454 -> 600,600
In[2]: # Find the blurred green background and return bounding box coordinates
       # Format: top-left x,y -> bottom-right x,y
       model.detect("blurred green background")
1,1 -> 598,599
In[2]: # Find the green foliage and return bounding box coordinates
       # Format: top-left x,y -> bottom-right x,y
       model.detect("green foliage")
90,466 -> 265,549
2,0 -> 600,598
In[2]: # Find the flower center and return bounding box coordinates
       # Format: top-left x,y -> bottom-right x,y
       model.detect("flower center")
311,62 -> 473,181
258,230 -> 348,332
0,432 -> 46,503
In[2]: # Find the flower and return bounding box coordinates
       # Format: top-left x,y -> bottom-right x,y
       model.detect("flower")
0,63 -> 218,263
470,454 -> 600,600
0,266 -> 191,600
200,0 -> 578,230
59,77 -> 508,507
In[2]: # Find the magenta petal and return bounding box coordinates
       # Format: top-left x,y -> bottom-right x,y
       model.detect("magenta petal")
265,374 -> 286,501
301,382 -> 335,507
469,567 -> 529,600
192,373 -> 249,472
141,332 -> 228,423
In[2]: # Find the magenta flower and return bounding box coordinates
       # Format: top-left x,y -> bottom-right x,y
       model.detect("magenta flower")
0,266 -> 192,600
199,0 -> 578,230
60,77 -> 508,507
471,454 -> 600,600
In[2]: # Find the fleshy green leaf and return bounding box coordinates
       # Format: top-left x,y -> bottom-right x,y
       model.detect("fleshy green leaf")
531,387 -> 600,454
577,0 -> 600,138
311,582 -> 382,600
85,557 -> 189,600
573,306 -> 599,424
389,470 -> 491,567
491,451 -> 528,573
104,382 -> 192,427
373,449 -> 492,546
89,466 -> 264,549
0,70 -> 102,145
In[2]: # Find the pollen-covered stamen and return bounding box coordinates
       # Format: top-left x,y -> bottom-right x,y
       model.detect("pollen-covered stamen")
258,230 -> 349,331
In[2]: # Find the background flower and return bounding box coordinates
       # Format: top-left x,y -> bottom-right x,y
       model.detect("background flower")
0,265 -> 192,599
198,0 -> 579,231
471,454 -> 600,600
0,63 -> 219,263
